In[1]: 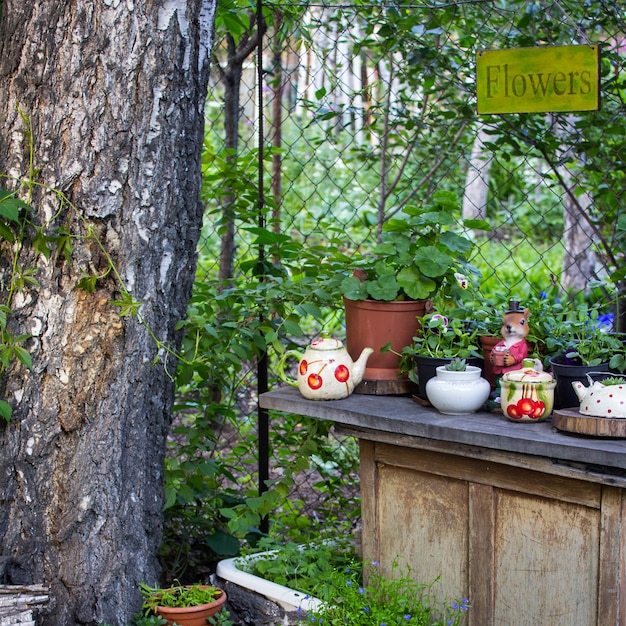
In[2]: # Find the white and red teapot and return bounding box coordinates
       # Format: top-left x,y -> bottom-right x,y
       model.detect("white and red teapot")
277,336 -> 374,400
572,375 -> 626,418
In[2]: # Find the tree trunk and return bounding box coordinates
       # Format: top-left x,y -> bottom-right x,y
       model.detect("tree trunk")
0,2 -> 216,624
462,124 -> 493,221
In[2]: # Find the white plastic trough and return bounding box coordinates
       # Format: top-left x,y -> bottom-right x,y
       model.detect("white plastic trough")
216,550 -> 323,613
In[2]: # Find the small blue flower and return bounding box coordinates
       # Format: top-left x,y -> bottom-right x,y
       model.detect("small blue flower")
358,587 -> 365,594
404,615 -> 412,621
363,606 -> 370,613
372,560 -> 379,567
346,580 -> 353,587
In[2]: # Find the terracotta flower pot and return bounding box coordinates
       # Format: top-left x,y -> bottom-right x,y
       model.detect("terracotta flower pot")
479,335 -> 501,390
344,297 -> 427,386
154,587 -> 227,626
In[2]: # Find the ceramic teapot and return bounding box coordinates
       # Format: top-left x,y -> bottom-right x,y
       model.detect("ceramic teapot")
572,375 -> 626,418
277,336 -> 374,400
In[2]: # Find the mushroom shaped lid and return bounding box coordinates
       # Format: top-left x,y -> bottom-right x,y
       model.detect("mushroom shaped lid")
502,367 -> 554,383
309,336 -> 345,350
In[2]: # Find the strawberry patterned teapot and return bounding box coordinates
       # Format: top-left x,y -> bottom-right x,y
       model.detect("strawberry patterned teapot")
277,336 -> 374,400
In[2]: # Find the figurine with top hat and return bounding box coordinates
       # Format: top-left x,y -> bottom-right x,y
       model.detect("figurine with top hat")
490,300 -> 530,375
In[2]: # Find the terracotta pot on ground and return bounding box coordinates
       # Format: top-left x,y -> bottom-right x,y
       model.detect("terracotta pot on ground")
344,297 -> 427,394
479,335 -> 501,390
154,588 -> 227,626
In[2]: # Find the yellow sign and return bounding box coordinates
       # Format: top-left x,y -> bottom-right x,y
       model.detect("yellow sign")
476,45 -> 600,114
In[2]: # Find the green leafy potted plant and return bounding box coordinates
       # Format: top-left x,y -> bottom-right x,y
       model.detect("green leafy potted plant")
139,582 -> 227,626
547,303 -> 626,409
399,312 -> 483,401
334,190 -> 489,390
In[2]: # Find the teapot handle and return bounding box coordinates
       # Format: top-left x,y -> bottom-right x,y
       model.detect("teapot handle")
276,350 -> 302,387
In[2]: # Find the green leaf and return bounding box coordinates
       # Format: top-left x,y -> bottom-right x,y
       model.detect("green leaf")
32,229 -> 53,260
463,218 -> 492,232
0,400 -> 11,423
14,346 -> 32,369
0,190 -> 26,222
205,531 -> 240,557
283,318 -> 303,336
76,275 -> 98,293
0,221 -> 16,243
111,292 -> 142,317
367,274 -> 399,301
397,267 -> 437,300
341,275 -> 368,300
414,246 -> 453,278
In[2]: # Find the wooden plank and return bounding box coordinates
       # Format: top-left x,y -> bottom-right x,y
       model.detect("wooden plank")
375,463 -> 469,619
598,486 -> 622,624
493,491 -> 599,625
468,483 -> 494,626
354,378 -> 418,395
358,440 -> 378,566
335,424 -> 626,489
553,409 -> 626,438
260,388 -> 626,471
374,442 -> 602,509
0,585 -> 48,625
621,493 -> 626,623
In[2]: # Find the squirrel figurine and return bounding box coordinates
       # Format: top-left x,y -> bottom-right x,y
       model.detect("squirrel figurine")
490,301 -> 530,375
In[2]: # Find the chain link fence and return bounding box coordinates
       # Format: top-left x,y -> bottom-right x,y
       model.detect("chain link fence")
166,0 -> 626,574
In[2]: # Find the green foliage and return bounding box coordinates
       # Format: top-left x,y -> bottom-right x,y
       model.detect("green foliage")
601,376 -> 626,387
337,191 -> 489,302
404,314 -> 481,362
208,609 -> 235,626
446,358 -> 467,372
239,534 -> 356,597
308,560 -> 470,626
139,582 -> 222,613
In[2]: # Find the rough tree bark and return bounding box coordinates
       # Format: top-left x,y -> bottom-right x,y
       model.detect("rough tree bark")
0,2 -> 216,624
462,124 -> 493,222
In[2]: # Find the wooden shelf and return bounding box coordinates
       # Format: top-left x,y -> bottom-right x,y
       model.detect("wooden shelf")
260,387 -> 626,626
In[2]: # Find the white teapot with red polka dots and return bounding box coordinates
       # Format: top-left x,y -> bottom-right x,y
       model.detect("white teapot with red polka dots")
572,375 -> 626,418
277,336 -> 374,400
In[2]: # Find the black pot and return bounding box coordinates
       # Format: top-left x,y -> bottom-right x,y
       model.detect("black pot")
415,355 -> 483,401
549,354 -> 611,410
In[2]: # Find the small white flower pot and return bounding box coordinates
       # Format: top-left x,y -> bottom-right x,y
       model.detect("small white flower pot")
425,365 -> 491,415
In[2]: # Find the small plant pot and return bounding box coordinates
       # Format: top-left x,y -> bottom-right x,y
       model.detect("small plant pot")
415,355 -> 483,401
425,365 -> 491,414
549,355 -> 610,410
153,587 -> 227,626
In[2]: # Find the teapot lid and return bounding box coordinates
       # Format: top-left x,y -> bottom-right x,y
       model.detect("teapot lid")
310,336 -> 344,350
502,367 -> 553,383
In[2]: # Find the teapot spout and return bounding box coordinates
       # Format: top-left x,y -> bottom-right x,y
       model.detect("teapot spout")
572,380 -> 588,403
352,347 -> 375,386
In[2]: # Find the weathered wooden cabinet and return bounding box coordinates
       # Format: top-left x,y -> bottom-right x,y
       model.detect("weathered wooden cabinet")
260,388 -> 626,626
